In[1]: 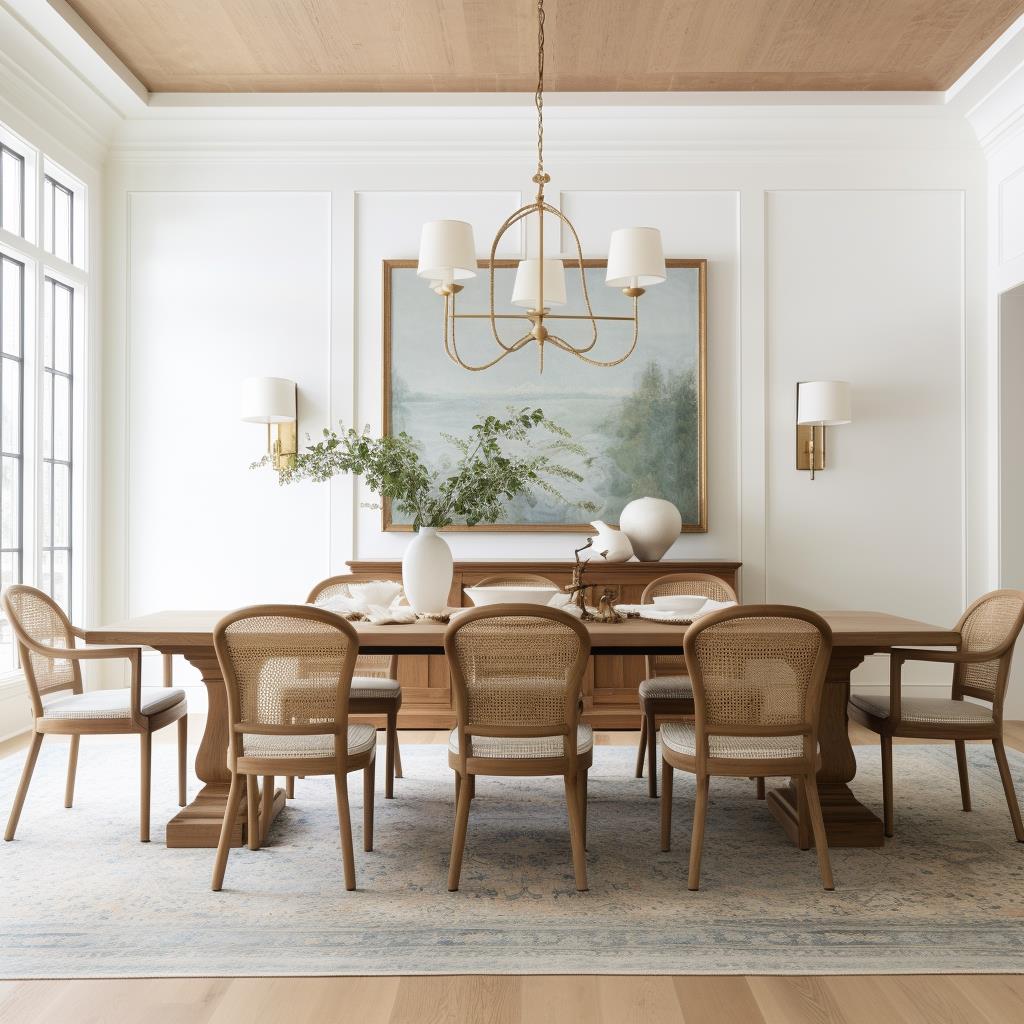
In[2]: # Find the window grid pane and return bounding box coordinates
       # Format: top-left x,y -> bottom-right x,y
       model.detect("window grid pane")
42,276 -> 72,618
0,144 -> 25,238
0,254 -> 24,671
43,175 -> 73,264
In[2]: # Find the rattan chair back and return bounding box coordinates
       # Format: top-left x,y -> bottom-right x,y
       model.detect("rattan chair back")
641,573 -> 738,678
214,605 -> 359,766
1,584 -> 80,716
683,604 -> 832,762
307,574 -> 401,678
445,604 -> 591,762
954,589 -> 1024,711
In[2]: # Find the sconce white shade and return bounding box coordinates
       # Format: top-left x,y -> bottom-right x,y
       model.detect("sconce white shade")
511,258 -> 567,308
417,220 -> 478,282
240,376 -> 296,424
797,380 -> 852,425
605,227 -> 667,288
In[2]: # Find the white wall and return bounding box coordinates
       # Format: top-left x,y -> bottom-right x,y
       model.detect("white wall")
101,98 -> 987,700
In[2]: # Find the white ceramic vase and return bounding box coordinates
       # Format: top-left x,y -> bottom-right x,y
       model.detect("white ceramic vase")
401,527 -> 454,614
584,520 -> 634,562
619,496 -> 682,561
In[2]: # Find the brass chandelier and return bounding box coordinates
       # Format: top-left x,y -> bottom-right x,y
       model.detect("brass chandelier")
417,0 -> 666,372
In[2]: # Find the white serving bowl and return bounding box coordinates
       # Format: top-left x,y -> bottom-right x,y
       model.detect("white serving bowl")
464,585 -> 560,607
651,594 -> 707,615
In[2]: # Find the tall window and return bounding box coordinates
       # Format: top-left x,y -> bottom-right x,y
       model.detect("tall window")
0,122 -> 86,672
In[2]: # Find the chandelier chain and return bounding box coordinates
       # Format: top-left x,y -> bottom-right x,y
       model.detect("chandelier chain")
534,0 -> 546,184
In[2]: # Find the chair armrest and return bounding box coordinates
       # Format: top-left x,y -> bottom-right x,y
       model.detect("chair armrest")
890,647 -> 991,666
24,642 -> 143,662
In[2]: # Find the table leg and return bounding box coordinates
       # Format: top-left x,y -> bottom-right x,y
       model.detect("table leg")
163,649 -> 285,849
766,652 -> 885,848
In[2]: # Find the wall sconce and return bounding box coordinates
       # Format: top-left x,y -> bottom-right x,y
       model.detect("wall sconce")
796,380 -> 851,480
241,376 -> 297,471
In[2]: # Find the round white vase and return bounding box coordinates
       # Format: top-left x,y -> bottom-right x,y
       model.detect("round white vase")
401,527 -> 454,614
583,520 -> 634,562
619,497 -> 682,561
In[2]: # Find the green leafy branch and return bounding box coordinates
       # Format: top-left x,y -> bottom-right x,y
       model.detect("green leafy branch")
255,407 -> 598,530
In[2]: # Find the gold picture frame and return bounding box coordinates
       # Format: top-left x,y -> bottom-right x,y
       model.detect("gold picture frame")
382,257 -> 707,533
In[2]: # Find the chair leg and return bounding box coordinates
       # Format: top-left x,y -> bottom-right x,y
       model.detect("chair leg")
139,731 -> 152,843
385,713 -> 397,799
646,712 -> 659,798
363,754 -> 376,852
285,776 -> 295,799
64,735 -> 80,809
579,768 -> 589,851
394,733 -> 404,778
660,758 -> 673,852
881,734 -> 894,838
635,713 -> 648,778
334,773 -> 357,890
260,775 -> 273,843
5,733 -> 43,841
177,716 -> 187,807
993,738 -> 1024,842
563,772 -> 589,892
211,772 -> 242,891
246,775 -> 260,851
755,777 -> 765,800
468,774 -> 476,799
448,773 -> 473,891
687,774 -> 709,891
801,773 -> 835,891
955,739 -> 972,812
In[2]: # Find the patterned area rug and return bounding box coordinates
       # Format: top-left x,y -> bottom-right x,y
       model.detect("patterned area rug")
1,737 -> 1023,977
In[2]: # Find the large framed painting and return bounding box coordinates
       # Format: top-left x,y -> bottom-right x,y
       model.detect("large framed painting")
382,258 -> 707,532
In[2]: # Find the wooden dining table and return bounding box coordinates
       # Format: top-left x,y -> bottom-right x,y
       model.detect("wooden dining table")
83,609 -> 959,850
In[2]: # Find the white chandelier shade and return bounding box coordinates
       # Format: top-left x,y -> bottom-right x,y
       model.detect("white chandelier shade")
511,258 -> 567,308
606,227 -> 667,288
417,219 -> 478,282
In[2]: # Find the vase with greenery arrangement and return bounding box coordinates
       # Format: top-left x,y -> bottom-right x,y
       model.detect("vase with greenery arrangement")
257,407 -> 596,612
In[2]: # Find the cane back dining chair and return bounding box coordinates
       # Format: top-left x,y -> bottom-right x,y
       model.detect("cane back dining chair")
1,584 -> 187,843
660,604 -> 835,891
635,573 -> 738,797
302,575 -> 404,798
211,605 -> 376,891
849,589 -> 1024,841
445,604 -> 592,892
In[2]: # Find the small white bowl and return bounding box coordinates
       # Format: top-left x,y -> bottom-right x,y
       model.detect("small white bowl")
465,585 -> 560,607
651,595 -> 707,615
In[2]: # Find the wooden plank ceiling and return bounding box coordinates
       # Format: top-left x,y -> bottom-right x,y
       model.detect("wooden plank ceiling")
64,0 -> 1024,93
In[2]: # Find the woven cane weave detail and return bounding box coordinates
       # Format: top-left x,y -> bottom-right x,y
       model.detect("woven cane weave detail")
450,615 -> 583,730
447,724 -> 593,759
312,580 -> 398,678
850,694 -> 994,726
4,588 -> 75,695
221,615 -> 355,757
692,617 -> 822,729
241,724 -> 377,760
639,676 -> 693,700
644,576 -> 736,677
960,593 -> 1024,696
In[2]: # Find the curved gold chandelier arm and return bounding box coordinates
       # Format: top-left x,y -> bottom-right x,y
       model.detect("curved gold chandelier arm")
486,204 -> 539,352
445,289 -> 533,372
545,295 -> 641,368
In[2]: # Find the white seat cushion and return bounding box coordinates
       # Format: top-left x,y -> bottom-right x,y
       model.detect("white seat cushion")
350,677 -> 401,702
448,724 -> 593,760
660,721 -> 804,760
241,724 -> 377,760
850,694 -> 994,726
42,687 -> 186,721
639,675 -> 693,700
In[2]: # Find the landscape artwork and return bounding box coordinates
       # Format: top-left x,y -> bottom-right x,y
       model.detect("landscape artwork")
383,258 -> 707,532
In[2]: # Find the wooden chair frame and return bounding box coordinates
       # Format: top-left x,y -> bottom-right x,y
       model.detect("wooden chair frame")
634,572 -> 739,797
661,604 -> 835,891
849,588 -> 1024,841
210,604 -> 376,891
1,584 -> 187,843
301,574 -> 404,798
444,604 -> 593,892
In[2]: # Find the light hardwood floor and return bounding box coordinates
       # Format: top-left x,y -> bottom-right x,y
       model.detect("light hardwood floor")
1,719 -> 1023,1024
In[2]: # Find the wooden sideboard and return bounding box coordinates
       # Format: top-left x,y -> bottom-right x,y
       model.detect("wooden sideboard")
347,559 -> 741,730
